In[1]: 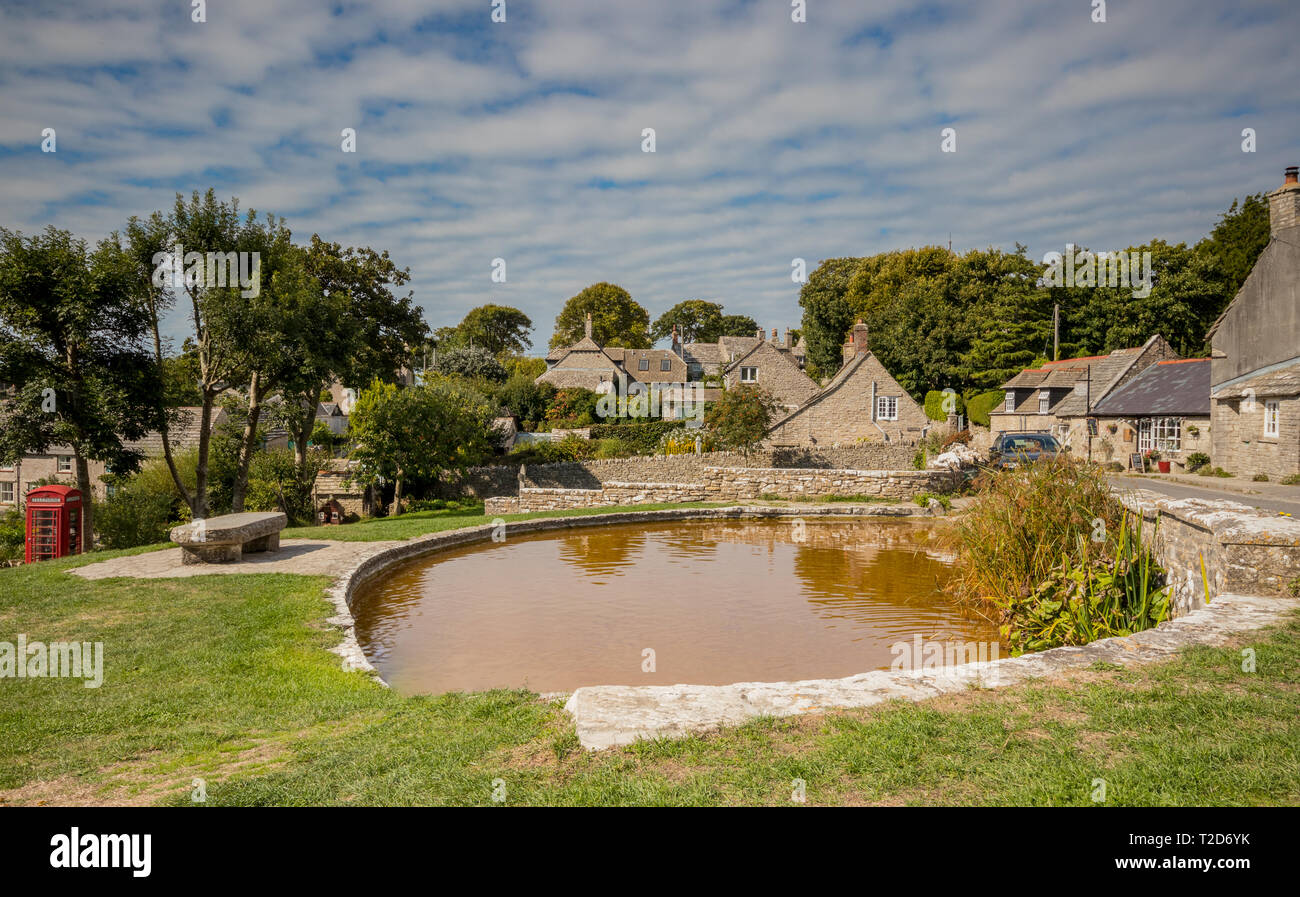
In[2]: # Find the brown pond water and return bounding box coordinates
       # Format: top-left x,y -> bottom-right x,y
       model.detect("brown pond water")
351,518 -> 1000,694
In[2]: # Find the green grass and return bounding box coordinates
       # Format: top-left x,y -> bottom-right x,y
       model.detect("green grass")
2,506 -> 1299,805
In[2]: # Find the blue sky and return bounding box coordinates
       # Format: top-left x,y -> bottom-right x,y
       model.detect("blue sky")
1,0 -> 1297,352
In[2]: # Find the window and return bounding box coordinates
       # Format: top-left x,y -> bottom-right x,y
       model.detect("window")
876,396 -> 899,421
1264,400 -> 1280,438
56,455 -> 73,473
0,482 -> 13,503
739,366 -> 757,383
1139,417 -> 1181,452
638,358 -> 649,371
1005,391 -> 1015,412
1038,390 -> 1050,414
660,358 -> 672,371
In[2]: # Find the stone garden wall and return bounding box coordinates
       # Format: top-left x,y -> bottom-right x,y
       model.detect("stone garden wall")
1118,489 -> 1300,616
445,444 -> 919,498
484,466 -> 960,514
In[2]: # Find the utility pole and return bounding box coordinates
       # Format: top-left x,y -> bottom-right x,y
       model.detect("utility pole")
1052,303 -> 1060,361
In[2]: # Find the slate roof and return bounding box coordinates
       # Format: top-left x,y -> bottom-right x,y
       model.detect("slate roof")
1092,358 -> 1211,416
125,406 -> 226,456
1211,358 -> 1300,399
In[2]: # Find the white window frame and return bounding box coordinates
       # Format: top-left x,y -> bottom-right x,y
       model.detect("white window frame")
1139,417 -> 1182,452
0,481 -> 13,503
739,366 -> 758,383
876,396 -> 899,421
1038,390 -> 1050,414
1005,391 -> 1015,413
1264,400 -> 1280,438
660,358 -> 672,371
638,358 -> 650,371
56,455 -> 73,473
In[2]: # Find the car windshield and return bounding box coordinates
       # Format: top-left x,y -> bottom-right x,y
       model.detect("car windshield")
1001,435 -> 1059,452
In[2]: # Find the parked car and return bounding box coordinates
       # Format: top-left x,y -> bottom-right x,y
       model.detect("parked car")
988,432 -> 1063,469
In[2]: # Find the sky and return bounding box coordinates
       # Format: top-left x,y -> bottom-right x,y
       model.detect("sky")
1,0 -> 1297,353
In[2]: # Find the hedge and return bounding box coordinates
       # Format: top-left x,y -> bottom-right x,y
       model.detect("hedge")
587,419 -> 686,454
923,389 -> 965,421
966,390 -> 1005,428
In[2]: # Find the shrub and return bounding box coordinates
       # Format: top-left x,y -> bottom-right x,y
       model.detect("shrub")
912,449 -> 927,470
0,509 -> 25,562
942,429 -> 972,448
1282,473 -> 1300,486
1184,451 -> 1210,473
588,420 -> 685,454
705,386 -> 776,456
544,388 -> 600,427
952,458 -> 1170,654
97,480 -> 180,549
1197,466 -> 1234,478
593,438 -> 633,459
913,492 -> 952,510
924,390 -> 965,422
966,390 -> 1005,428
433,345 -> 508,382
1253,473 -> 1270,482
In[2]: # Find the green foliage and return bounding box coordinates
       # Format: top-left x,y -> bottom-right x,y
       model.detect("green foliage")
509,435 -> 596,464
349,379 -> 496,507
1002,515 -> 1170,655
715,314 -> 761,339
966,390 -> 1005,427
550,282 -> 650,349
496,375 -> 555,427
705,385 -> 776,456
587,420 -> 686,454
1281,473 -> 1300,486
1197,466 -> 1234,478
1184,451 -> 1211,472
923,389 -> 964,421
593,438 -> 633,459
244,448 -> 322,523
452,304 -> 533,356
651,300 -> 724,344
96,481 -> 178,549
433,345 -> 507,382
0,509 -> 24,562
797,258 -> 861,375
1253,473 -> 1270,482
1196,193 -> 1270,301
913,492 -> 952,510
543,387 -> 600,427
503,356 -> 547,380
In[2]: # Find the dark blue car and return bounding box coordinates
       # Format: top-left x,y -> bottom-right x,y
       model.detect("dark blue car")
989,432 -> 1062,469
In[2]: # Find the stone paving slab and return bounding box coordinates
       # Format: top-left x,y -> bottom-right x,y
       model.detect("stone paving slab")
70,538 -> 406,580
564,594 -> 1298,750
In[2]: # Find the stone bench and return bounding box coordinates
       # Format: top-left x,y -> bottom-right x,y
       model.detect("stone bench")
169,512 -> 288,565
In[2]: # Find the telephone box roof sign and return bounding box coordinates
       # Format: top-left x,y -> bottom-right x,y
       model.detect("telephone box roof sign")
28,485 -> 82,501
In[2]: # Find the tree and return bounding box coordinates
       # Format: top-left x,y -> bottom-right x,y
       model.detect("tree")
497,375 -> 554,427
712,313 -> 761,340
651,300 -> 723,343
1197,193 -> 1270,301
0,226 -> 162,544
550,282 -> 650,349
797,258 -> 862,376
705,385 -> 776,456
433,345 -> 507,382
348,379 -> 495,514
455,304 -> 533,356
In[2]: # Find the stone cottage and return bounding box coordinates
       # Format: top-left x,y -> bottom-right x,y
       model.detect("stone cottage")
766,322 -> 928,445
718,329 -> 819,412
1207,167 -> 1300,480
990,335 -> 1179,445
1087,358 -> 1212,468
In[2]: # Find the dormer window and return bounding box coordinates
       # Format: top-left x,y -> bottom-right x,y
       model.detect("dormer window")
1005,391 -> 1015,413
638,358 -> 649,371
1038,390 -> 1050,414
660,358 -> 671,371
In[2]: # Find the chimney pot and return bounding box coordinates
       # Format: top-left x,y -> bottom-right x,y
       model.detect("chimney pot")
1287,166 -> 1299,185
1269,166 -> 1300,236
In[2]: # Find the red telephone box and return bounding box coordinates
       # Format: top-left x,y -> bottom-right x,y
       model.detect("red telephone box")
25,485 -> 83,563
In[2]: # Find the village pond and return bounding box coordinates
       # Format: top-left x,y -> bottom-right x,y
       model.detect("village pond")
351,518 -> 1002,694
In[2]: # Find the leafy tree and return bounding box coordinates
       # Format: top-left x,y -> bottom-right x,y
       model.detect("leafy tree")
455,304 -> 533,356
348,379 -> 495,514
433,345 -> 507,382
651,300 -> 724,343
497,375 -> 555,426
0,226 -> 162,544
1197,193 -> 1270,300
705,385 -> 776,456
712,313 -> 762,340
160,340 -> 203,406
544,387 -> 600,427
550,282 -> 650,349
797,258 -> 862,375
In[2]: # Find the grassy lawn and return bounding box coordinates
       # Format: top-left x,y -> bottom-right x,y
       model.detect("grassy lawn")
2,504 -> 1298,806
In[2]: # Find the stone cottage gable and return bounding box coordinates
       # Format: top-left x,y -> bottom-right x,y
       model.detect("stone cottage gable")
766,350 -> 928,446
535,339 -> 623,392
722,338 -> 819,410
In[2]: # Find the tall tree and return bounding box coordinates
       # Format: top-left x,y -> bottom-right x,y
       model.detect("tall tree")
454,304 -> 533,356
550,282 -> 650,349
1197,193 -> 1270,301
348,378 -> 495,514
651,300 -> 724,343
712,314 -> 761,340
797,258 -> 862,376
0,227 -> 162,544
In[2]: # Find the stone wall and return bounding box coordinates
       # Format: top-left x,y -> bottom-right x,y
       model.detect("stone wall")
485,466 -> 960,514
1118,488 -> 1300,616
445,444 -> 919,498
1211,393 -> 1300,479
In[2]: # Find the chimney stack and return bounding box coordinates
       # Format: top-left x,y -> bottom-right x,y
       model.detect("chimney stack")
584,312 -> 593,339
850,319 -> 870,356
755,327 -> 763,340
1269,166 -> 1300,236
671,324 -> 681,355
771,327 -> 778,343
784,328 -> 791,348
